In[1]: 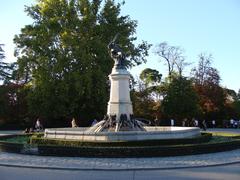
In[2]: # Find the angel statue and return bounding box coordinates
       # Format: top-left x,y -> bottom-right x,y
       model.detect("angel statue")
108,33 -> 126,69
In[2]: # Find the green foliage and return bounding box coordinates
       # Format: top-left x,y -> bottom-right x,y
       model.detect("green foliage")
31,133 -> 240,157
130,74 -> 158,120
0,135 -> 31,144
0,44 -> 15,82
2,134 -> 240,157
14,0 -> 151,126
0,44 -> 8,80
162,77 -> 200,122
0,84 -> 29,128
233,100 -> 240,118
131,89 -> 156,120
140,68 -> 162,86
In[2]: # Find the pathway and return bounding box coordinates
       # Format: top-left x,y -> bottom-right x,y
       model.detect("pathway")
0,128 -> 239,180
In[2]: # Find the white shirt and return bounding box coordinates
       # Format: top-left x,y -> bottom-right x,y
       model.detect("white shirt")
195,120 -> 198,126
35,120 -> 41,128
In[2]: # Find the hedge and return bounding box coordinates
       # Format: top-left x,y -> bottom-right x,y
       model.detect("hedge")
37,139 -> 240,157
1,133 -> 240,157
34,134 -> 240,157
0,135 -> 26,153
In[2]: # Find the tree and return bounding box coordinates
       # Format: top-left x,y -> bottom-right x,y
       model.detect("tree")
191,53 -> 226,121
139,68 -> 163,103
14,0 -> 151,126
139,68 -> 162,87
0,44 -> 14,82
191,53 -> 220,86
162,77 -> 200,123
0,44 -> 6,80
154,42 -> 190,77
233,100 -> 240,118
223,89 -> 240,119
0,83 -> 29,129
130,77 -> 156,121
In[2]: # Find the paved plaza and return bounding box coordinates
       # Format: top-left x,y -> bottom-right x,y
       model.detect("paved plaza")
0,149 -> 240,170
0,163 -> 239,180
0,128 -> 239,180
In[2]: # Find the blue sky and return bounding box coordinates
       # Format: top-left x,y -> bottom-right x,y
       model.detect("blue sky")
1,0 -> 240,92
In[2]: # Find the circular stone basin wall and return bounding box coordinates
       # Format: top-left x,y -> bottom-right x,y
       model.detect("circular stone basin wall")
44,126 -> 200,142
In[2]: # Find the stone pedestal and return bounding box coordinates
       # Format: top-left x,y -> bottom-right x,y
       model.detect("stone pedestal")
87,66 -> 144,132
107,68 -> 133,122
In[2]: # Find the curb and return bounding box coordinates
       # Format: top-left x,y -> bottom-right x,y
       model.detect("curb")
0,161 -> 240,171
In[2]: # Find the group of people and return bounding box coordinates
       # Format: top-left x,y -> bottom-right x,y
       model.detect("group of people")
24,117 -> 240,134
24,117 -> 98,134
24,118 -> 43,133
169,118 -> 208,130
226,118 -> 240,128
170,118 -> 240,130
71,117 -> 98,128
183,118 -> 207,130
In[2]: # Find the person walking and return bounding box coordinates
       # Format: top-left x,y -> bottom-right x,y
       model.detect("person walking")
202,119 -> 207,131
230,118 -> 234,128
212,120 -> 216,128
194,119 -> 199,127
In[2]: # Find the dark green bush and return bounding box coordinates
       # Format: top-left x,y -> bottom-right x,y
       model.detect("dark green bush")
0,135 -> 25,153
0,134 -> 41,153
37,138 -> 240,157
33,133 -> 240,157
1,133 -> 240,157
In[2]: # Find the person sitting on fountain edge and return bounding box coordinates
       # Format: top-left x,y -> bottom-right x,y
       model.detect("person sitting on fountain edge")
71,118 -> 78,128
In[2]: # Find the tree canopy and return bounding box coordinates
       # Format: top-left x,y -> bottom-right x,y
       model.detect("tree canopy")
154,42 -> 190,77
191,53 -> 226,120
13,0 -> 151,126
162,76 -> 200,122
0,44 -> 14,82
140,68 -> 162,86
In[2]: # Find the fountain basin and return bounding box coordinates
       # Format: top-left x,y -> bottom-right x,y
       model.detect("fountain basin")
44,126 -> 201,142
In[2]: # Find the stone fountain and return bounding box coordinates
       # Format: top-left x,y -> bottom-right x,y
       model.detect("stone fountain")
44,35 -> 200,142
89,34 -> 144,132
